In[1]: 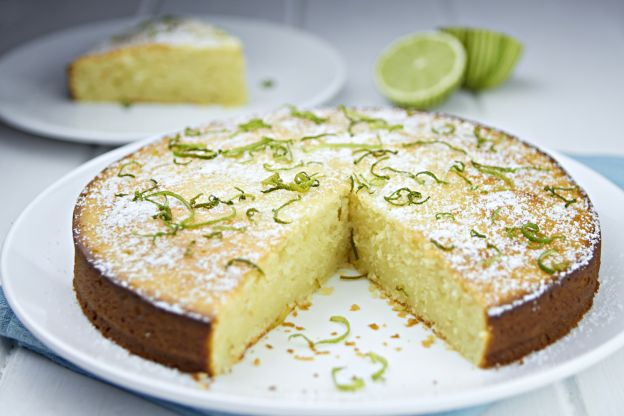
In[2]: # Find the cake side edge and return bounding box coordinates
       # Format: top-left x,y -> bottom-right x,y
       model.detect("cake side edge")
481,238 -> 601,367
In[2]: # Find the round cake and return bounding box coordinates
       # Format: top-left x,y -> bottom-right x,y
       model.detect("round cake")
73,107 -> 601,375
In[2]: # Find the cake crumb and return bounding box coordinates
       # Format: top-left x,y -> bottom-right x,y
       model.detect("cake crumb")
192,372 -> 212,389
390,333 -> 400,339
253,358 -> 261,366
294,355 -> 314,361
295,325 -> 305,331
345,341 -> 356,347
319,286 -> 335,296
265,344 -> 273,349
281,321 -> 296,328
350,304 -> 360,311
287,348 -> 294,354
422,334 -> 436,348
395,347 -> 402,352
406,318 -> 420,327
368,323 -> 379,330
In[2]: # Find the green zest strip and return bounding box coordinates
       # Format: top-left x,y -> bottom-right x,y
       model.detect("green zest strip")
435,212 -> 456,221
203,225 -> 246,239
473,125 -> 498,151
235,118 -> 272,134
183,206 -> 237,230
184,127 -> 202,136
353,148 -> 398,164
272,195 -> 301,224
261,171 -> 320,193
370,156 -> 391,180
382,166 -> 448,185
430,238 -> 454,251
299,132 -> 336,142
221,136 -> 293,162
289,315 -> 351,348
288,105 -> 328,124
168,136 -> 218,160
288,333 -> 316,351
544,185 -> 578,207
340,273 -> 367,280
225,258 -> 265,276
227,187 -> 255,203
317,316 -> 351,345
367,352 -> 388,381
402,139 -> 467,155
331,367 -> 365,392
339,105 -> 402,135
384,187 -> 430,206
471,161 -> 515,188
483,243 -> 502,267
246,208 -> 260,222
449,160 -> 472,185
538,249 -> 569,274
470,229 -> 487,238
350,174 -> 375,194
432,123 -> 456,136
117,160 -> 142,178
173,158 -> 192,166
350,230 -> 359,260
521,222 -> 564,244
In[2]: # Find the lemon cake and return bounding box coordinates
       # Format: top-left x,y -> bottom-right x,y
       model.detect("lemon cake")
73,107 -> 600,374
68,16 -> 247,105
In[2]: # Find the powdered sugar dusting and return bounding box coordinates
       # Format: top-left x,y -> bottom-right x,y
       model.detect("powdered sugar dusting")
74,106 -> 600,320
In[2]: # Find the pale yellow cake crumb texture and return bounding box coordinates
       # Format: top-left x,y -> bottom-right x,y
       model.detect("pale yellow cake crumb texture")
75,106 -> 599,373
68,17 -> 247,105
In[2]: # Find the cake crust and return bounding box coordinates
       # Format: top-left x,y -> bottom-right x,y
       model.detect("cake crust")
73,108 -> 601,374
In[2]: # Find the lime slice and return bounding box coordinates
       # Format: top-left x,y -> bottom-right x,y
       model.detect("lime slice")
374,31 -> 466,109
441,27 -> 523,91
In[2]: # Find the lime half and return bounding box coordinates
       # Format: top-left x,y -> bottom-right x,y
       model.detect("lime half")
375,31 -> 466,109
441,27 -> 523,91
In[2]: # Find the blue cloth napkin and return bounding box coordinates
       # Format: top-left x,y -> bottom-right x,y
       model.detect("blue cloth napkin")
1,155 -> 622,416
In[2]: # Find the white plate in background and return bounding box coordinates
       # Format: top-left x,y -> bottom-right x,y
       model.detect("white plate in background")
0,16 -> 345,145
2,136 -> 624,415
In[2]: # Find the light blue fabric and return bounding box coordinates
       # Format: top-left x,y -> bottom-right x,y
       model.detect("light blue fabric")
1,155 -> 622,415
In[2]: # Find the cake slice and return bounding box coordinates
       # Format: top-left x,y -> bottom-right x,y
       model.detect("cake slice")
68,16 -> 247,106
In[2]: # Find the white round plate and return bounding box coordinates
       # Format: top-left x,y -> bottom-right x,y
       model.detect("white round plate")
0,16 -> 345,145
2,137 -> 624,415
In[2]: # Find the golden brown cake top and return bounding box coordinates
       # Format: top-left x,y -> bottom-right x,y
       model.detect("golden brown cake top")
74,107 -> 600,320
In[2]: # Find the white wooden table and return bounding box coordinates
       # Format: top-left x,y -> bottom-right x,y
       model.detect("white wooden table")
1,0 -> 623,414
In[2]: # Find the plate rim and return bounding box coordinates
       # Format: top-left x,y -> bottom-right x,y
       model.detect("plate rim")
0,14 -> 346,145
2,135 -> 624,415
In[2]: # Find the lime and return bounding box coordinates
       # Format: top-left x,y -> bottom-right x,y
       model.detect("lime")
441,27 -> 523,90
374,31 -> 466,109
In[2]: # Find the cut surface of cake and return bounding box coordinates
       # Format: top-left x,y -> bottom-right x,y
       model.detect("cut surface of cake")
68,16 -> 247,105
73,107 -> 600,375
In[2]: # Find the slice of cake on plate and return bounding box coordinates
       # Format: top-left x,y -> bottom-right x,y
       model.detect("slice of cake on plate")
68,16 -> 247,106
